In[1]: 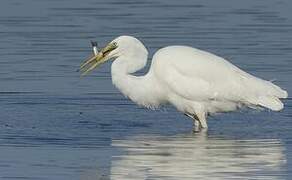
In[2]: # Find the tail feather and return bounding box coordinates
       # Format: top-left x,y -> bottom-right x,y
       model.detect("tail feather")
258,96 -> 284,111
256,81 -> 287,111
265,81 -> 288,99
242,74 -> 287,111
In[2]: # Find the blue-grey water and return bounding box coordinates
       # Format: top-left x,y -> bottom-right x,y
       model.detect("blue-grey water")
0,0 -> 291,179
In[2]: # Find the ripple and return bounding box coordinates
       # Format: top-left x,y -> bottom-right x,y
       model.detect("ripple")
111,133 -> 287,179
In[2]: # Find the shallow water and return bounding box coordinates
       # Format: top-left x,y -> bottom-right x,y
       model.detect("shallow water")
0,0 -> 291,179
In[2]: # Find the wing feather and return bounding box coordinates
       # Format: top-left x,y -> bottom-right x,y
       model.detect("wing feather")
152,46 -> 286,109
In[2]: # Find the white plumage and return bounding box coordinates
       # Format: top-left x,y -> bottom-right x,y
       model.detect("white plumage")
81,35 -> 288,130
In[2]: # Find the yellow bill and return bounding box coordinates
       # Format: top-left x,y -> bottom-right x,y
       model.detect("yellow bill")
79,42 -> 118,76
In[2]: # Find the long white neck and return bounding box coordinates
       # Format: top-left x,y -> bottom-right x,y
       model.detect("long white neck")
111,50 -> 162,109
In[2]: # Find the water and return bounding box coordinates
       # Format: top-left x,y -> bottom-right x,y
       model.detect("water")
0,0 -> 291,179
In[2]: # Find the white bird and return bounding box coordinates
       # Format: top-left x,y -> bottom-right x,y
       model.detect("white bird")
80,35 -> 288,131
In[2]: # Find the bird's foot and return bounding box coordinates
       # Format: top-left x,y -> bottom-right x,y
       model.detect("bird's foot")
192,120 -> 208,133
192,126 -> 201,133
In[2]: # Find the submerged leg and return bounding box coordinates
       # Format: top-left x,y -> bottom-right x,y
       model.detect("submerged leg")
185,113 -> 205,132
192,116 -> 201,132
196,112 -> 208,129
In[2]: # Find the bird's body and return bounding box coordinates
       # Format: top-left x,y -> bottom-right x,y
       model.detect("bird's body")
81,36 -> 287,130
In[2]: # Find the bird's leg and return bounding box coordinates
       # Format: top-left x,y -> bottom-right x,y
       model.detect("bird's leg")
196,112 -> 208,129
186,112 -> 208,130
192,116 -> 201,132
185,113 -> 201,132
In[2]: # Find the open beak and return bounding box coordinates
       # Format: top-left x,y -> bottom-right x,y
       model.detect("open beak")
79,42 -> 117,76
80,52 -> 105,76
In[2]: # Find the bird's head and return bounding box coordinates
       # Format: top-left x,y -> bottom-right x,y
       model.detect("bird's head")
80,35 -> 147,76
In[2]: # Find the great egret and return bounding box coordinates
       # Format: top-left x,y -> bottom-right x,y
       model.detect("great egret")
80,35 -> 288,131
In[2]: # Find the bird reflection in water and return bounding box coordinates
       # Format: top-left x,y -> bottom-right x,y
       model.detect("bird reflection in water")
110,132 -> 286,180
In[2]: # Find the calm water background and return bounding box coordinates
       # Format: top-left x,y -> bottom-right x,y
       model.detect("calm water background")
0,0 -> 291,179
